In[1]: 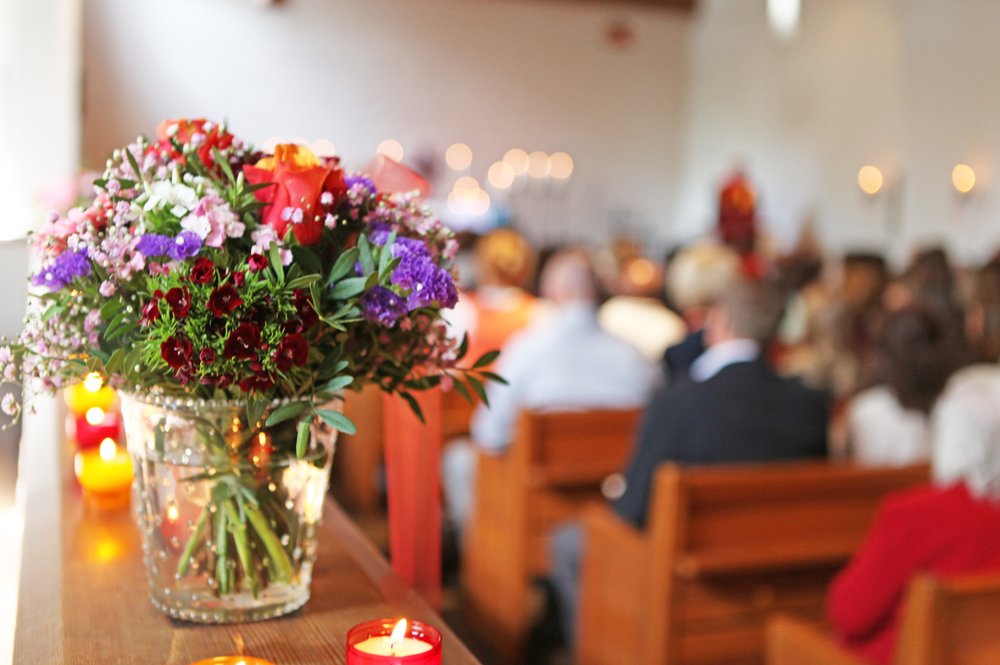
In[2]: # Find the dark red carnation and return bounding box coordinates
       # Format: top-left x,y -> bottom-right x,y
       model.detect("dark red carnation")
207,283 -> 243,317
140,290 -> 165,326
248,253 -> 268,273
217,374 -> 234,389
164,287 -> 192,320
161,336 -> 193,370
239,372 -> 275,392
231,271 -> 246,287
199,348 -> 217,365
293,289 -> 319,331
272,333 -> 308,372
223,323 -> 261,360
190,257 -> 215,284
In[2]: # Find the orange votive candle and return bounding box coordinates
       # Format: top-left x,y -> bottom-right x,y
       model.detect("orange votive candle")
74,438 -> 133,496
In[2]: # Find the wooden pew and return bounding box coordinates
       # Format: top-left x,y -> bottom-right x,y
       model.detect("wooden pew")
767,571 -> 1000,665
331,384 -> 384,513
578,461 -> 930,665
461,408 -> 642,659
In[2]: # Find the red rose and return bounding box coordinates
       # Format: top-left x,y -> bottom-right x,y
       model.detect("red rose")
272,333 -> 309,372
190,257 -> 215,284
199,348 -> 216,365
241,144 -> 346,245
248,253 -> 269,273
207,283 -> 243,318
164,287 -> 191,320
161,336 -> 193,370
223,323 -> 261,360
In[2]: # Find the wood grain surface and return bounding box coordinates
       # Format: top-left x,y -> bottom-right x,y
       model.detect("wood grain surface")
13,419 -> 481,665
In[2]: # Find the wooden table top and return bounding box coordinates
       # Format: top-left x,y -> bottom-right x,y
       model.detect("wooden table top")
12,405 -> 481,665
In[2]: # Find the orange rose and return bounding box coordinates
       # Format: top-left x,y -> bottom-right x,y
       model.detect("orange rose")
242,144 -> 346,245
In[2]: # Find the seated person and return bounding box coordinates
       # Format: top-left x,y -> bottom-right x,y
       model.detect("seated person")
827,364 -> 1000,665
549,279 -> 830,646
845,306 -> 958,466
441,248 -> 656,534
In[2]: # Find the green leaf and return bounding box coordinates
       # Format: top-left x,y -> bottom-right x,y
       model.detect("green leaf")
330,276 -> 367,300
291,246 -> 322,274
104,349 -> 126,376
295,419 -> 311,459
456,333 -> 469,361
213,148 -> 235,182
358,235 -> 375,275
451,379 -> 473,403
269,244 -> 284,283
399,392 -> 426,424
316,409 -> 356,435
467,376 -> 489,406
124,148 -> 143,182
322,375 -> 354,392
42,304 -> 64,322
286,274 -> 320,290
327,247 -> 359,284
265,400 -> 309,427
378,231 -> 397,277
479,370 -> 509,385
246,397 -> 266,428
472,350 -> 500,369
100,298 -> 123,321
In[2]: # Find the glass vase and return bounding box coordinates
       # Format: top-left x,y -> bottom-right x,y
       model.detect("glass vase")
120,392 -> 339,623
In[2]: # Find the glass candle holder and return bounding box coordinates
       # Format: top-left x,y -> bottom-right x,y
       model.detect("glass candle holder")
346,618 -> 442,665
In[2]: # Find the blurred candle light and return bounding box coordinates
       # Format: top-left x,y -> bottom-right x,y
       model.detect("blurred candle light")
858,165 -> 883,195
548,152 -> 575,180
488,161 -> 516,190
310,139 -> 337,157
469,189 -> 491,216
503,148 -> 530,176
74,437 -> 133,497
445,143 -> 473,170
527,151 -> 550,178
64,372 -> 116,415
377,139 -> 405,163
953,164 -> 976,194
454,176 -> 480,193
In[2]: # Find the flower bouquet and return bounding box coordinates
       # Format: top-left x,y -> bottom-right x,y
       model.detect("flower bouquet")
2,118 -> 498,622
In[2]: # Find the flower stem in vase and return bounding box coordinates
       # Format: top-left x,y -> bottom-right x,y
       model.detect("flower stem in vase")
222,499 -> 259,597
245,500 -> 293,584
177,508 -> 210,578
215,507 -> 230,595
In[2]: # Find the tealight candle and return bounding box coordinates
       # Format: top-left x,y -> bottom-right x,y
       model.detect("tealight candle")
63,372 -> 117,415
74,438 -> 133,496
347,618 -> 442,665
188,658 -> 277,665
74,408 -> 122,449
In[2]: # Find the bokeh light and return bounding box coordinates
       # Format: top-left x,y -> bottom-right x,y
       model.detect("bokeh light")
445,143 -> 473,170
377,139 -> 404,162
953,164 -> 976,194
857,165 -> 883,195
487,161 -> 516,189
527,151 -> 550,178
503,148 -> 529,176
548,152 -> 574,180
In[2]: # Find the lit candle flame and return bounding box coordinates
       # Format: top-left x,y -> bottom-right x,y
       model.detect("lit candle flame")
99,438 -> 117,461
166,503 -> 179,522
83,372 -> 104,393
85,407 -> 106,426
389,618 -> 407,654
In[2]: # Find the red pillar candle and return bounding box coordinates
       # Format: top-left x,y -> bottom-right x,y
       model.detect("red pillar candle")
346,619 -> 442,665
74,408 -> 122,449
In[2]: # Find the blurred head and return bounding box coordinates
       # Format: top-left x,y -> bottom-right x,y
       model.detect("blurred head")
614,256 -> 665,298
966,259 -> 1000,362
933,366 -> 1000,499
666,242 -> 741,314
876,306 -> 957,413
539,249 -> 599,306
840,252 -> 888,309
474,229 -> 536,289
705,279 -> 787,347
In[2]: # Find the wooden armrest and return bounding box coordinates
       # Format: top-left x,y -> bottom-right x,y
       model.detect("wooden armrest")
582,504 -> 644,554
766,614 -> 867,665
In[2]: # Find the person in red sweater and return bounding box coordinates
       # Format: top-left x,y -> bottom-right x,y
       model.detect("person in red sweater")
827,364 -> 1000,665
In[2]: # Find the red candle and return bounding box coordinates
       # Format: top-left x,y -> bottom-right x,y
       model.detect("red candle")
346,618 -> 442,665
74,408 -> 122,449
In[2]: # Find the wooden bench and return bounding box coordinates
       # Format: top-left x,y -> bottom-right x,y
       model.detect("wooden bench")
578,461 -> 930,665
461,408 -> 642,659
767,571 -> 1000,665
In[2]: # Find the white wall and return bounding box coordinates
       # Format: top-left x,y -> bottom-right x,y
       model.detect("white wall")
82,0 -> 690,250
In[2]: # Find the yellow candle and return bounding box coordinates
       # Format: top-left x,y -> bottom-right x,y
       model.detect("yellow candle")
353,636 -> 433,656
74,438 -> 133,495
64,373 -> 117,415
188,658 -> 277,665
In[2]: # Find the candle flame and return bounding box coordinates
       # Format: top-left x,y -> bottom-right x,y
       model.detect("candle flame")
85,407 -> 106,426
83,372 -> 104,393
99,438 -> 117,461
166,503 -> 179,522
389,618 -> 408,653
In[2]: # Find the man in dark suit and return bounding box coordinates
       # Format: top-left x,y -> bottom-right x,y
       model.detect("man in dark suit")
617,279 -> 829,525
546,279 -> 830,648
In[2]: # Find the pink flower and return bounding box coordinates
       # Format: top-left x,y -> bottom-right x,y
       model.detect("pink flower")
180,193 -> 244,248
99,280 -> 116,297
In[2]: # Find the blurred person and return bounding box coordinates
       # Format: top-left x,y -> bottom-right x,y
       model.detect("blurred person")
447,229 -> 539,369
965,258 -> 1000,363
844,306 -> 958,465
441,249 -> 656,534
598,255 -> 686,361
661,241 -> 742,381
827,364 -> 1000,665
548,280 -> 829,648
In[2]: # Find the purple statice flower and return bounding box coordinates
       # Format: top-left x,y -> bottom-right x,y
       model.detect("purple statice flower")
32,248 -> 91,291
167,231 -> 202,261
360,286 -> 407,327
386,239 -> 458,311
345,174 -> 377,193
136,233 -> 173,257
